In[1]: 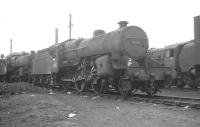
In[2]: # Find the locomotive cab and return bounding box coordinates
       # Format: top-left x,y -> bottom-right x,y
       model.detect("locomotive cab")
163,44 -> 176,70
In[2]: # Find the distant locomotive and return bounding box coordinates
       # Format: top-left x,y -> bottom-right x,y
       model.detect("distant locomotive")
149,16 -> 200,89
127,53 -> 171,95
0,56 -> 7,82
6,52 -> 33,82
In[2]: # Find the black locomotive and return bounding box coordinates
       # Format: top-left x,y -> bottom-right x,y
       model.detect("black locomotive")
31,21 -> 163,96
149,16 -> 200,88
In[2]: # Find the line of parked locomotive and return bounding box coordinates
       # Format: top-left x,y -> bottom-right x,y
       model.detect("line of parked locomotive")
0,21 -> 170,97
1,16 -> 200,97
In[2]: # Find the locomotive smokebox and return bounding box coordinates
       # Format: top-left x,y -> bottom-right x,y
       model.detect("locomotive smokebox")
31,50 -> 35,54
194,16 -> 200,65
118,21 -> 129,28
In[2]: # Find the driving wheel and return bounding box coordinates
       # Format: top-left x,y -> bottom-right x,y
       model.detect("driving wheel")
92,79 -> 105,94
75,80 -> 88,92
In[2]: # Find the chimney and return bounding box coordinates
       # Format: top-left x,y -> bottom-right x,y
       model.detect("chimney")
30,50 -> 35,54
55,28 -> 58,44
10,39 -> 12,55
118,21 -> 129,28
194,16 -> 200,65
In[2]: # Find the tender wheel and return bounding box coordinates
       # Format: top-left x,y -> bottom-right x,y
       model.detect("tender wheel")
183,74 -> 191,87
118,79 -> 132,98
28,76 -> 33,84
62,82 -> 73,91
92,79 -> 105,94
164,79 -> 173,88
146,81 -> 157,97
33,76 -> 39,86
75,80 -> 88,92
131,88 -> 138,96
181,74 -> 197,89
189,80 -> 198,89
177,79 -> 185,88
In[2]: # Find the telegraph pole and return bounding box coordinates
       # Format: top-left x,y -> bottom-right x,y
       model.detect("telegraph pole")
55,28 -> 58,44
10,39 -> 12,55
69,14 -> 72,40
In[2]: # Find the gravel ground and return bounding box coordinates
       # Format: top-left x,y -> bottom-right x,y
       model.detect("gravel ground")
0,82 -> 49,95
0,83 -> 200,127
160,88 -> 200,99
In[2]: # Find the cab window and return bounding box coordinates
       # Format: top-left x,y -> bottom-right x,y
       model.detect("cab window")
166,49 -> 174,58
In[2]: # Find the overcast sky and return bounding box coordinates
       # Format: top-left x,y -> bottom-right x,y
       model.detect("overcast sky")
0,0 -> 200,55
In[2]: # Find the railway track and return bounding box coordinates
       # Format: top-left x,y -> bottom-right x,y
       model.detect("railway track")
129,94 -> 200,109
42,84 -> 200,109
90,91 -> 200,109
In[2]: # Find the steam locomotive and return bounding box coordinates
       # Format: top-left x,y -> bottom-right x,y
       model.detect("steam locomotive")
149,16 -> 200,89
5,52 -> 33,82
32,21 -> 163,96
3,21 -> 166,97
0,56 -> 7,82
